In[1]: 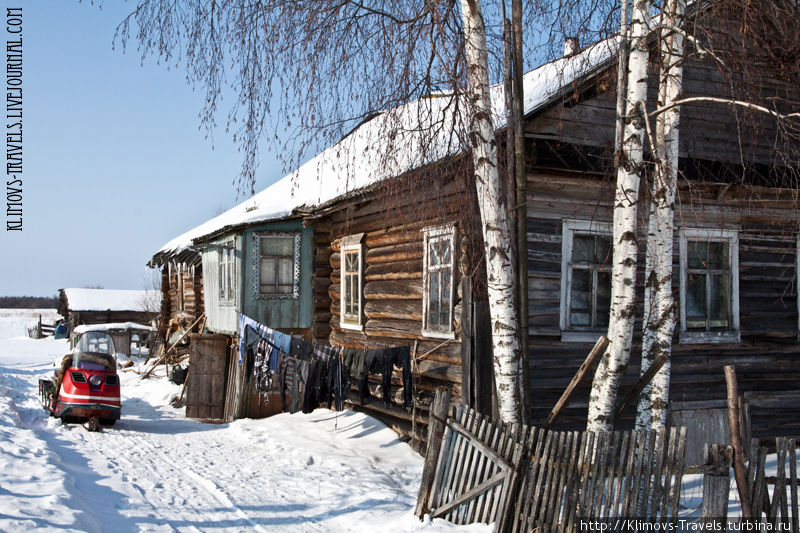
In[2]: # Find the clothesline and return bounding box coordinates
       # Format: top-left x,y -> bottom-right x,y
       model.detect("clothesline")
237,313 -> 415,413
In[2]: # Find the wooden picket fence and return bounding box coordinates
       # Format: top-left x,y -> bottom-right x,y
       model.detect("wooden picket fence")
425,405 -> 525,527
509,426 -> 687,533
746,437 -> 799,532
417,400 -> 687,533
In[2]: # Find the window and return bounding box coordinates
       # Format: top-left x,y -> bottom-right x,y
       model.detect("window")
679,228 -> 739,343
254,232 -> 300,299
340,234 -> 364,329
423,225 -> 456,338
560,220 -> 612,342
218,244 -> 236,305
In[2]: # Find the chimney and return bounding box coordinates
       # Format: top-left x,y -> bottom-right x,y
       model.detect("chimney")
564,37 -> 580,57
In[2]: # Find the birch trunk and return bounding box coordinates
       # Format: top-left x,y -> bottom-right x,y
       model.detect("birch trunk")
460,0 -> 524,424
587,0 -> 651,433
636,0 -> 685,430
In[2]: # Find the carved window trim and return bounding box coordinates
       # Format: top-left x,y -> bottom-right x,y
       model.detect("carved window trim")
422,224 -> 457,339
340,233 -> 364,331
252,231 -> 301,300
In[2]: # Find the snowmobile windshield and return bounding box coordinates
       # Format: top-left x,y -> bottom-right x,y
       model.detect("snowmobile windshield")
73,331 -> 117,372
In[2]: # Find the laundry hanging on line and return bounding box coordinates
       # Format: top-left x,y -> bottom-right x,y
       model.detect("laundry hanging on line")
238,313 -> 414,413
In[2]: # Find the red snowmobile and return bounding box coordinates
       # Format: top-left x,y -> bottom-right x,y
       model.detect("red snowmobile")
39,330 -> 121,431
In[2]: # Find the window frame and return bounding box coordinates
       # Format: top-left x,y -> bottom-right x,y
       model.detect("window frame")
340,233 -> 364,330
253,231 -> 301,300
679,227 -> 740,344
560,219 -> 613,343
217,241 -> 236,307
422,224 -> 457,339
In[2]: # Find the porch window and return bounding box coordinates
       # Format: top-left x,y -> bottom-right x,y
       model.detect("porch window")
560,220 -> 612,342
256,233 -> 300,298
218,244 -> 236,305
679,228 -> 740,344
423,225 -> 456,338
340,234 -> 364,330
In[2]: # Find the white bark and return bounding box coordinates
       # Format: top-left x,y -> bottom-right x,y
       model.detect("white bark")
587,0 -> 651,433
636,0 -> 685,431
460,0 -> 524,424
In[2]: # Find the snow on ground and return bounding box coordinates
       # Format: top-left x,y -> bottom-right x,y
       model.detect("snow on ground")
0,309 -> 490,533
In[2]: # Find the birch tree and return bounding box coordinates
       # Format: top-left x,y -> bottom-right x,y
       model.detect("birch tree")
635,0 -> 684,430
461,0 -> 525,424
587,0 -> 651,434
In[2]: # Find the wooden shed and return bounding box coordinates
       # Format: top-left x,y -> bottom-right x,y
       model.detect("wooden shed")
58,288 -> 160,332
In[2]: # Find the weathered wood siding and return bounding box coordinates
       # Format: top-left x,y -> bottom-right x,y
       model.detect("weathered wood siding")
525,172 -> 800,442
241,220 -> 314,330
526,36 -> 798,173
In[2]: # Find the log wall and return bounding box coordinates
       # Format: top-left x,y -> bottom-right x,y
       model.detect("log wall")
309,166 -> 480,446
525,171 -> 800,441
159,261 -> 204,338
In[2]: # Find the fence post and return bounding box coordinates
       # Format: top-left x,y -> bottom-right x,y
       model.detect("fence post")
724,365 -> 752,519
700,443 -> 732,530
415,387 -> 451,518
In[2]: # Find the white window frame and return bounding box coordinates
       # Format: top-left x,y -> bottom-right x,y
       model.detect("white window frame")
679,227 -> 740,344
253,232 -> 301,300
560,219 -> 613,343
217,242 -> 236,307
422,224 -> 457,339
340,233 -> 364,330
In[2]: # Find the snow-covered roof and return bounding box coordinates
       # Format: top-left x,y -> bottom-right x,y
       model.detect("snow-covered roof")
73,322 -> 157,334
60,288 -> 161,312
151,39 -> 615,264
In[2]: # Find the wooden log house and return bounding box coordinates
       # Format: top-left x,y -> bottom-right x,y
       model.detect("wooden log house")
149,3 -> 800,448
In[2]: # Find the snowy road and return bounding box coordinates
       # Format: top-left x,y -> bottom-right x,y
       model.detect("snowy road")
0,310 -> 488,533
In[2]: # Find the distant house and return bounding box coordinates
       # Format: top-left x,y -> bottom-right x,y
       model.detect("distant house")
58,288 -> 160,330
151,6 -> 800,449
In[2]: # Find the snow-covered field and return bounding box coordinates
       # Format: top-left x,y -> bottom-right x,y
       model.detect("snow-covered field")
0,309 -> 490,533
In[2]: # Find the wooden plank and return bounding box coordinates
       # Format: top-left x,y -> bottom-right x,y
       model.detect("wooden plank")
725,365 -> 753,519
440,409 -> 468,517
751,446 -> 768,519
770,438 -> 788,529
701,444 -> 732,529
449,409 -> 480,524
583,430 -> 607,517
614,354 -> 668,420
448,419 -> 514,471
463,416 -> 489,523
667,427 -> 687,526
473,413 -> 499,523
430,471 -> 508,520
416,387 -> 451,517
546,336 -> 608,428
788,439 -> 798,533
610,431 -> 631,520
429,410 -> 457,510
529,430 -> 556,528
602,431 -> 622,521
649,429 -> 668,519
544,431 -> 569,528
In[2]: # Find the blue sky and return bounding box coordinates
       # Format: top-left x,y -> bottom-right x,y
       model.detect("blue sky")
1,2 -> 286,297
